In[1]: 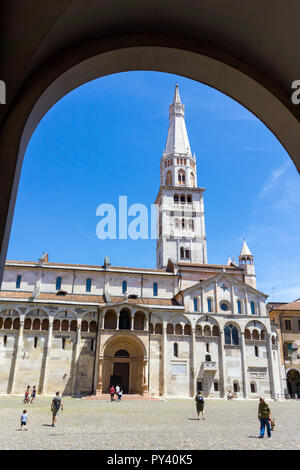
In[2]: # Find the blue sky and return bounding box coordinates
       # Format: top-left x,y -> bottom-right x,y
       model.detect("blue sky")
7,71 -> 300,302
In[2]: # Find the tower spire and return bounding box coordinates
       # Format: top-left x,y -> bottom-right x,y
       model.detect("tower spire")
165,84 -> 192,156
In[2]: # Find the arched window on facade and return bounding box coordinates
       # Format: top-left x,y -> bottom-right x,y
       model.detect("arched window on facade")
16,275 -> 22,289
81,320 -> 88,332
180,247 -> 185,259
155,323 -> 163,334
250,301 -> 256,315
174,343 -> 178,357
153,283 -> 158,297
224,324 -> 239,345
184,324 -> 191,335
175,324 -> 183,335
167,323 -> 174,335
187,194 -> 192,204
205,354 -> 211,362
122,281 -> 127,294
134,312 -> 144,331
193,297 -> 198,312
86,278 -> 92,292
180,195 -> 185,204
119,309 -> 131,330
174,194 -> 179,204
207,298 -> 213,312
237,300 -> 242,314
212,325 -> 219,337
4,317 -> 12,329
56,277 -> 62,291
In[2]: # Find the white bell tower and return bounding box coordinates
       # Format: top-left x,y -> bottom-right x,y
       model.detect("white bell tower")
155,85 -> 207,269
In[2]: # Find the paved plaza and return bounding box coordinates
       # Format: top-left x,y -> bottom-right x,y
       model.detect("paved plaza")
0,396 -> 299,450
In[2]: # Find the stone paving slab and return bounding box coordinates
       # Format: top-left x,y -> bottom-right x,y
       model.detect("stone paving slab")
0,396 -> 299,450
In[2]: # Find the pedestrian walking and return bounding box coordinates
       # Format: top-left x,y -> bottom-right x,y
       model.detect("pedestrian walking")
24,386 -> 30,404
30,385 -> 37,403
51,391 -> 63,428
20,409 -> 29,431
258,397 -> 272,438
110,385 -> 115,402
195,391 -> 206,420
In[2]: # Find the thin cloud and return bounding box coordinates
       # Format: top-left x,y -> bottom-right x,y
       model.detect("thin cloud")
258,160 -> 292,199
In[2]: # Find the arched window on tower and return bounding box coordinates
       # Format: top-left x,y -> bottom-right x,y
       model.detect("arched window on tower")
178,169 -> 186,185
56,277 -> 62,291
190,172 -> 195,187
174,194 -> 179,204
166,171 -> 172,185
16,275 -> 22,289
180,195 -> 185,204
174,342 -> 178,357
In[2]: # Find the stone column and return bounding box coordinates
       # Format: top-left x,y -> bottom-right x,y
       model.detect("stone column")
162,324 -> 167,396
230,284 -> 235,315
93,312 -> 102,395
142,359 -> 148,395
97,358 -> 103,394
117,312 -> 120,330
190,326 -> 196,397
214,282 -> 218,313
218,330 -> 225,398
9,316 -> 24,394
40,317 -> 53,395
71,318 -> 82,397
144,315 -> 149,331
240,331 -> 248,398
131,312 -> 134,331
200,287 -> 204,312
267,333 -> 276,399
244,290 -> 249,316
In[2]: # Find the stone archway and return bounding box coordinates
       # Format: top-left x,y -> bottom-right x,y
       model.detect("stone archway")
286,369 -> 300,397
99,334 -> 147,395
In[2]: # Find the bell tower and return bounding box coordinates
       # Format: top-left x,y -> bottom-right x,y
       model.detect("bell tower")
155,85 -> 207,269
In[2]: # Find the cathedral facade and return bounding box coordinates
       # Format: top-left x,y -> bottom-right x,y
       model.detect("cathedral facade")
0,87 -> 283,399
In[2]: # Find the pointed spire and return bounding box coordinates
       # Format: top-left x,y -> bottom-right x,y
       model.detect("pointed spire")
165,85 -> 191,156
227,256 -> 232,266
173,84 -> 182,104
239,240 -> 252,257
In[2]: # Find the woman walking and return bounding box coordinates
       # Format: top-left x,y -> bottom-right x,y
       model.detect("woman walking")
258,397 -> 272,438
195,391 -> 206,420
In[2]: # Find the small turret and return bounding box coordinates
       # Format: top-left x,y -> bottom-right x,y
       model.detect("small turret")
239,240 -> 256,288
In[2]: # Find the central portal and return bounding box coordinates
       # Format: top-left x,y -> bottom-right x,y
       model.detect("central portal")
112,362 -> 130,394
100,333 -> 147,395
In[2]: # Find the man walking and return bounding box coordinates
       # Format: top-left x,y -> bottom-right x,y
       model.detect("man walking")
258,397 -> 271,438
51,391 -> 63,428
